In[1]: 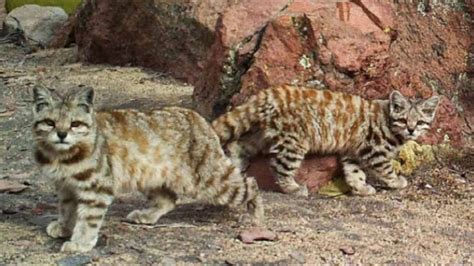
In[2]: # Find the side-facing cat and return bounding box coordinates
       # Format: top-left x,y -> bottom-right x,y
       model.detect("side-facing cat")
32,86 -> 264,252
212,85 -> 439,197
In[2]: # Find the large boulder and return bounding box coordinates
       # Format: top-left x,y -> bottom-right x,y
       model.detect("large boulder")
70,0 -> 236,84
4,4 -> 68,47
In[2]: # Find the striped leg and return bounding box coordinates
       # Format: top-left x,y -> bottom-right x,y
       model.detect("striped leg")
341,157 -> 376,196
371,160 -> 408,189
242,177 -> 264,225
47,190 -> 77,239
126,187 -> 177,225
269,138 -> 308,197
60,190 -> 113,252
359,146 -> 408,191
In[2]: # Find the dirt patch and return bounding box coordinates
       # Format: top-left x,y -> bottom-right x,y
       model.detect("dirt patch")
0,44 -> 473,264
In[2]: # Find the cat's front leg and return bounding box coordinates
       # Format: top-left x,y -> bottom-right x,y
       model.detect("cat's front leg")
341,157 -> 376,196
61,191 -> 113,253
47,191 -> 77,239
370,159 -> 408,190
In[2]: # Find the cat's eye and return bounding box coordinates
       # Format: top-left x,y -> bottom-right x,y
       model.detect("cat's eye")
43,119 -> 55,127
70,121 -> 83,128
36,103 -> 49,112
397,118 -> 407,124
78,104 -> 90,113
417,121 -> 428,126
393,105 -> 403,113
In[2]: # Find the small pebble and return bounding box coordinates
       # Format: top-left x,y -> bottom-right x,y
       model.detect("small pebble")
56,255 -> 91,266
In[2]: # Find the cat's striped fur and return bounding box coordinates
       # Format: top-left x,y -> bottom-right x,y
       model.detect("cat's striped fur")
212,85 -> 439,196
32,86 -> 263,253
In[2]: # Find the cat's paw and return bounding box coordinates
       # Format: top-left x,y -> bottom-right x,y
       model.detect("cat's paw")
352,184 -> 376,196
126,210 -> 157,225
278,179 -> 308,198
46,221 -> 70,239
60,241 -> 94,253
386,175 -> 408,189
293,185 -> 309,198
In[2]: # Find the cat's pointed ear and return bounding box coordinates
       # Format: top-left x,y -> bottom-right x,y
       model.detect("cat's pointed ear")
32,85 -> 53,113
75,87 -> 94,104
73,87 -> 94,112
389,90 -> 408,113
421,95 -> 440,119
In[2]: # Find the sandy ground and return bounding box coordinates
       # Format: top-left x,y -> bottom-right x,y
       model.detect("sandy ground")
0,44 -> 473,265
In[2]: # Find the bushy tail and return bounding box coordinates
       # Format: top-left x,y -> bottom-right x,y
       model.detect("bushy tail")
212,94 -> 262,145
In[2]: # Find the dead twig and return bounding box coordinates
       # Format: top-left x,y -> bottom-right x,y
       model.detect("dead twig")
121,221 -> 197,229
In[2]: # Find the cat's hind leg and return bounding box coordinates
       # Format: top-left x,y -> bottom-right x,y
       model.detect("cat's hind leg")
269,135 -> 309,197
342,157 -> 376,196
126,187 -> 177,225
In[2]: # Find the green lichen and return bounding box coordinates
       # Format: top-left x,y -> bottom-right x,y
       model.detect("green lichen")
299,54 -> 312,69
6,0 -> 82,14
291,16 -> 311,40
214,27 -> 266,116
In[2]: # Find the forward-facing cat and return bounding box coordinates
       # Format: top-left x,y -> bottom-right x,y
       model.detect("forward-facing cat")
212,85 -> 439,197
32,86 -> 263,253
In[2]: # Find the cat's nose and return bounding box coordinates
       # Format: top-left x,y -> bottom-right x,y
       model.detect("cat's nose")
407,128 -> 415,135
57,131 -> 68,140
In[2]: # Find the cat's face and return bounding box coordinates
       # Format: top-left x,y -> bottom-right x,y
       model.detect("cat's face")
389,91 -> 439,140
32,86 -> 96,152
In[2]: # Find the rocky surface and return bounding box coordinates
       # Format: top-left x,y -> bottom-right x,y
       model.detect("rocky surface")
4,4 -> 68,47
0,43 -> 473,264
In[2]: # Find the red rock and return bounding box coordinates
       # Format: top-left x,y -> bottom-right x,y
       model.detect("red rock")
238,227 -> 276,244
48,9 -> 78,48
246,155 -> 337,193
73,0 -> 230,85
193,0 -> 291,117
198,0 -> 395,114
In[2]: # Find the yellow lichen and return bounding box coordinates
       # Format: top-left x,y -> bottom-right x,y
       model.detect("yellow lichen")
318,176 -> 351,197
392,140 -> 436,175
